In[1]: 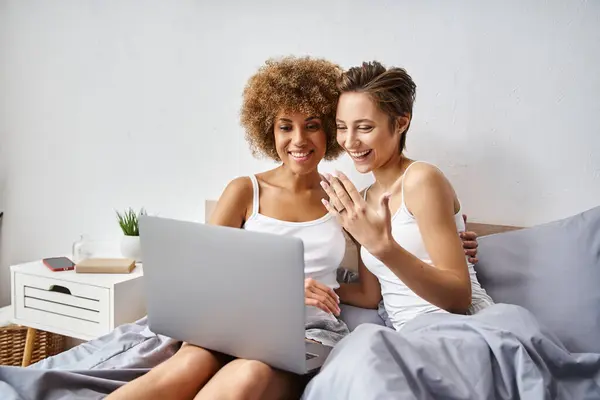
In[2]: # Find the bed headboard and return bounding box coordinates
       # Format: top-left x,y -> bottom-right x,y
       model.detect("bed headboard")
465,222 -> 523,237
204,200 -> 522,271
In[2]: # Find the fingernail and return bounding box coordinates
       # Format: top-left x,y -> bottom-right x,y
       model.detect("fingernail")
321,199 -> 328,206
320,181 -> 328,190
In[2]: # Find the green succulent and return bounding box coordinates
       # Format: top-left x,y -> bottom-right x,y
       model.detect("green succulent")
116,208 -> 146,236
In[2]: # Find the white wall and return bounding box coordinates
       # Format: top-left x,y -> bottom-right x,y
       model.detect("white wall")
1,0 -> 599,306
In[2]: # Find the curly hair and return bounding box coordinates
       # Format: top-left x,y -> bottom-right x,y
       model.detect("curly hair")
240,56 -> 344,161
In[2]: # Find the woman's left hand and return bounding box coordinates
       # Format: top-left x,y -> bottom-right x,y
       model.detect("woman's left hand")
321,171 -> 393,257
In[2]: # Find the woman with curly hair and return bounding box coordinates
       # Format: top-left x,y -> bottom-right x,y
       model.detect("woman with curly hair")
108,56 -> 479,400
108,56 -> 350,400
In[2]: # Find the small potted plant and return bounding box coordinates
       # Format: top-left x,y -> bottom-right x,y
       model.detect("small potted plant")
116,207 -> 146,262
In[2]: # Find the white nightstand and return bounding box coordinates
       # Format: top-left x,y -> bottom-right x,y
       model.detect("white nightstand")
10,260 -> 146,341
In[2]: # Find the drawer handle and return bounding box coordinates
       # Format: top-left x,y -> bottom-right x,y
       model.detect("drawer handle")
49,285 -> 72,295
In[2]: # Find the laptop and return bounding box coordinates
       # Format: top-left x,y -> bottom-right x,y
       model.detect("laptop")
138,215 -> 332,374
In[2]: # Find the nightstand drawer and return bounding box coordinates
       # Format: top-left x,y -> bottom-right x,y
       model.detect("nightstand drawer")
14,273 -> 110,338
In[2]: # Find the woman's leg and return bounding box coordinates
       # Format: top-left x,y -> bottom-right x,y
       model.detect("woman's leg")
107,343 -> 230,400
194,359 -> 303,400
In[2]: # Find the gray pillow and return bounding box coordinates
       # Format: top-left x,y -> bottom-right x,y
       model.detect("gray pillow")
475,205 -> 600,353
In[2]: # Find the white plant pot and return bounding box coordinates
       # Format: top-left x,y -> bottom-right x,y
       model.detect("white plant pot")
120,235 -> 142,262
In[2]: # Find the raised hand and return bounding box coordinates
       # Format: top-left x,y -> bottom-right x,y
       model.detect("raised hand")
320,171 -> 393,258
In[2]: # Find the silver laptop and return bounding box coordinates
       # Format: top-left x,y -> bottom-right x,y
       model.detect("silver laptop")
139,215 -> 332,374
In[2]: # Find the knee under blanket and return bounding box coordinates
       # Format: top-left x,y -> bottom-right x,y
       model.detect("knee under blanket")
302,304 -> 600,400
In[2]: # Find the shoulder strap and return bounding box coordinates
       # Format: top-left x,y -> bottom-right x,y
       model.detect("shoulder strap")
400,161 -> 425,214
248,175 -> 260,217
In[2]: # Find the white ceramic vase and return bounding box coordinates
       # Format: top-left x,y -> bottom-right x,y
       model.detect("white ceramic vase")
120,235 -> 142,262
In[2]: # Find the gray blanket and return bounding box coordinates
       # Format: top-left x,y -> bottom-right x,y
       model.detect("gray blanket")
0,317 -> 181,399
2,304 -> 600,399
302,304 -> 600,399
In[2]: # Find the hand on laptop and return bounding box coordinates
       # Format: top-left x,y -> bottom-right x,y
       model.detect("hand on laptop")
305,278 -> 341,316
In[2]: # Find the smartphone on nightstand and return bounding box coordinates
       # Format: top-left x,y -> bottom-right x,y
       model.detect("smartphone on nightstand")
43,257 -> 75,272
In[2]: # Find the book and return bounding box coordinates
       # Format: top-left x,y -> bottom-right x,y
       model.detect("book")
75,258 -> 136,274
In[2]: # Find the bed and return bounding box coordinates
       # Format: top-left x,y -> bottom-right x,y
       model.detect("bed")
1,206 -> 599,399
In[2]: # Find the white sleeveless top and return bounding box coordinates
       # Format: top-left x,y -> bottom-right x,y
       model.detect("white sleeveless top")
361,162 -> 493,331
242,175 -> 346,322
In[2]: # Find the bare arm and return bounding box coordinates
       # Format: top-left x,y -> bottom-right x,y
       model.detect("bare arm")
373,165 -> 471,313
335,191 -> 382,309
336,251 -> 382,309
208,177 -> 253,228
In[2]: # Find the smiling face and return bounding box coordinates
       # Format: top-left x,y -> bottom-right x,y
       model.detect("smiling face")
274,110 -> 328,175
335,61 -> 417,173
240,56 -> 343,163
336,92 -> 408,173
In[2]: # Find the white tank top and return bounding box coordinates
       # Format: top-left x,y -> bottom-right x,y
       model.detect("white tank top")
242,175 -> 346,322
361,161 -> 493,331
